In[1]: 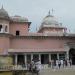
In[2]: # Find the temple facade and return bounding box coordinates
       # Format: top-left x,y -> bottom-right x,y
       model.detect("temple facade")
0,6 -> 75,72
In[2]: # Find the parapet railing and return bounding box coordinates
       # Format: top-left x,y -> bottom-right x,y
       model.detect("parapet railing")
0,65 -> 27,71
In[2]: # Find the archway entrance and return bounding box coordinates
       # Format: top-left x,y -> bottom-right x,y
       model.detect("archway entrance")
69,48 -> 75,65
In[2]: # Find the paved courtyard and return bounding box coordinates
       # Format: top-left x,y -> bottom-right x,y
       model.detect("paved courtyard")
39,69 -> 75,75
26,66 -> 75,75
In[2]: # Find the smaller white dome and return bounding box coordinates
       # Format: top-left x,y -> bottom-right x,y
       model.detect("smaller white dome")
42,12 -> 59,26
0,6 -> 9,20
11,15 -> 28,22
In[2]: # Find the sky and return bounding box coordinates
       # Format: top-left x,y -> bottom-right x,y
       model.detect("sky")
0,0 -> 75,33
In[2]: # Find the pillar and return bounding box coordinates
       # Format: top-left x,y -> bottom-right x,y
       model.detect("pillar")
66,51 -> 70,66
31,54 -> 33,61
57,53 -> 59,60
15,54 -> 17,65
39,54 -> 41,60
49,54 -> 51,61
66,51 -> 69,60
24,54 -> 27,68
64,43 -> 69,60
39,54 -> 41,64
24,54 -> 27,65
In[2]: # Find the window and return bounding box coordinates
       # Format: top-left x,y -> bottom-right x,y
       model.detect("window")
16,31 -> 20,36
51,54 -> 57,60
0,25 -> 2,31
5,26 -> 8,32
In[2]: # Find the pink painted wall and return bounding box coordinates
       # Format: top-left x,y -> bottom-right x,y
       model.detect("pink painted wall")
0,37 -> 10,49
9,22 -> 29,35
0,35 -> 75,54
10,38 -> 65,49
0,37 -> 10,54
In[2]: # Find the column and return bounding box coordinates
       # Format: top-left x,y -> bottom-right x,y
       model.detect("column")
24,54 -> 27,65
49,54 -> 51,61
31,54 -> 33,61
66,51 -> 69,66
24,54 -> 27,68
66,51 -> 69,59
39,54 -> 41,64
15,54 -> 17,65
64,43 -> 69,60
57,53 -> 59,60
49,54 -> 51,68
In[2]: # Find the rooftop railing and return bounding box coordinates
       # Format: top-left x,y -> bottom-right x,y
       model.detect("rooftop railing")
0,65 -> 27,71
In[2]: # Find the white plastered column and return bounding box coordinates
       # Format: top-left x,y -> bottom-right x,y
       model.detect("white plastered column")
57,53 -> 59,60
39,54 -> 41,60
39,54 -> 41,64
24,54 -> 27,68
15,54 -> 18,65
64,43 -> 70,66
64,44 -> 69,60
49,53 -> 51,61
24,54 -> 27,65
31,54 -> 33,61
66,51 -> 69,59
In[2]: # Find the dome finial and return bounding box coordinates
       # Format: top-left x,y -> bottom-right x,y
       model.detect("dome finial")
52,8 -> 54,15
1,4 -> 4,9
48,10 -> 50,16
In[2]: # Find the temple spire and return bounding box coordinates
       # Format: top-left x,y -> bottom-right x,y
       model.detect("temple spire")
48,9 -> 54,16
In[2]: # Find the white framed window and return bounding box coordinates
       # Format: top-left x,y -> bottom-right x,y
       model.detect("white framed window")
5,26 -> 8,32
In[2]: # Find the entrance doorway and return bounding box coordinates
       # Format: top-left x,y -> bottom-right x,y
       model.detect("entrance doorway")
41,54 -> 49,64
17,55 -> 24,65
69,48 -> 75,65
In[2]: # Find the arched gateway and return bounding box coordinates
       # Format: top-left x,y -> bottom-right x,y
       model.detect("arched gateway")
69,48 -> 75,65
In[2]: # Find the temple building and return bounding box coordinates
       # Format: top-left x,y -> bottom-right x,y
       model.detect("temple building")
0,6 -> 75,72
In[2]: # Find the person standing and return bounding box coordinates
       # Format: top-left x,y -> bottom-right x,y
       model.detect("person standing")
58,60 -> 61,69
56,60 -> 59,69
60,59 -> 64,68
69,59 -> 72,67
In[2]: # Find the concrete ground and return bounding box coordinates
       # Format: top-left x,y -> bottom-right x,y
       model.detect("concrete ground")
39,69 -> 75,75
26,66 -> 75,75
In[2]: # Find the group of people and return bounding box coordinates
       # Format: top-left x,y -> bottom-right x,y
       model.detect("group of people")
27,59 -> 41,75
48,59 -> 72,69
26,59 -> 72,74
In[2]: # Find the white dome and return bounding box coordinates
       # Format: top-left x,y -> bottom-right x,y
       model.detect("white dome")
42,14 -> 59,26
0,6 -> 9,20
11,16 -> 28,22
